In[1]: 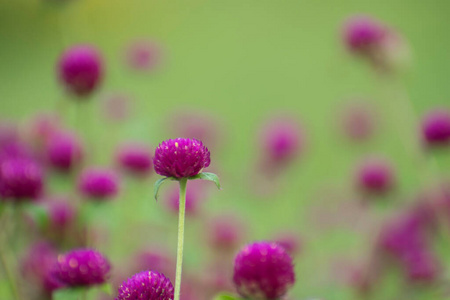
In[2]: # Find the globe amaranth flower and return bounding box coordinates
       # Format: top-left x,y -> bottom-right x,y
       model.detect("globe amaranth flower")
421,109 -> 450,146
116,270 -> 174,300
58,45 -> 103,97
117,143 -> 153,176
54,248 -> 110,287
0,157 -> 44,201
233,241 -> 295,300
153,138 -> 210,178
356,156 -> 395,195
46,131 -> 83,172
342,15 -> 386,55
78,168 -> 120,200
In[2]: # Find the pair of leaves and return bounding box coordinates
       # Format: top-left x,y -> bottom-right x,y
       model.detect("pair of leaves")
154,172 -> 221,201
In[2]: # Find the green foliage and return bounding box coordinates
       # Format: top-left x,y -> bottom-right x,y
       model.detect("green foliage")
213,293 -> 240,300
189,172 -> 221,189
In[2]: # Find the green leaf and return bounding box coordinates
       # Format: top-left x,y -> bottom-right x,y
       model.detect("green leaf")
53,288 -> 85,300
154,177 -> 170,201
24,204 -> 49,229
190,172 -> 221,189
213,293 -> 239,300
97,283 -> 113,295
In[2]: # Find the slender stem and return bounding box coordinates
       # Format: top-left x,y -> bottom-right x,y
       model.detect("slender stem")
174,178 -> 187,300
0,207 -> 21,300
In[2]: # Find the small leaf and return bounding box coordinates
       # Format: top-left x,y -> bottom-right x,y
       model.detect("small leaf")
154,177 -> 170,201
190,172 -> 221,189
97,283 -> 113,295
213,293 -> 239,300
53,288 -> 85,300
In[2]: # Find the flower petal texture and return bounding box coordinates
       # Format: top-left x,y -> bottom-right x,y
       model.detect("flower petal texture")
116,270 -> 174,300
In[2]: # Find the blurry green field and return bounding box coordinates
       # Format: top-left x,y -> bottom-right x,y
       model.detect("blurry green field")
1,0 -> 450,299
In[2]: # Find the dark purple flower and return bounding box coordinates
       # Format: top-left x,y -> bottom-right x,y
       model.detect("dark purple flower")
421,109 -> 450,146
0,157 -> 44,201
356,157 -> 395,195
58,45 -> 103,97
46,131 -> 83,171
54,248 -> 110,287
153,138 -> 210,178
342,15 -> 386,55
78,168 -> 120,200
116,270 -> 174,300
233,241 -> 295,300
117,143 -> 153,176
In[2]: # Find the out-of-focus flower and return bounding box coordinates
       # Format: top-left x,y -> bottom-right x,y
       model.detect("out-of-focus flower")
22,112 -> 61,149
233,241 -> 295,300
0,157 -> 44,201
207,215 -> 244,253
116,270 -> 174,300
153,138 -> 210,178
101,93 -> 133,122
133,250 -> 175,282
53,248 -> 110,287
165,180 -> 206,216
421,109 -> 450,147
58,45 -> 103,97
78,168 -> 120,200
45,131 -> 83,172
339,101 -> 376,141
125,40 -> 163,72
356,156 -> 395,195
273,232 -> 302,257
116,142 -> 153,177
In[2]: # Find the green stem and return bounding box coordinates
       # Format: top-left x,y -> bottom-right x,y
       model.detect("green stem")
174,178 -> 187,300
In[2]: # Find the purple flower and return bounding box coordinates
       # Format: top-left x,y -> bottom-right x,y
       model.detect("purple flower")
134,250 -> 175,282
78,168 -> 120,200
0,157 -> 44,201
342,15 -> 386,55
54,248 -> 110,287
125,40 -> 163,71
116,270 -> 174,300
356,156 -> 395,195
233,241 -> 295,300
274,232 -> 302,257
58,45 -> 103,97
117,143 -> 153,176
46,131 -> 83,172
421,109 -> 450,146
45,197 -> 77,229
153,138 -> 210,178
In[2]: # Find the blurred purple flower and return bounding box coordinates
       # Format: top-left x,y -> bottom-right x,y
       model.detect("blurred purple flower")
274,232 -> 302,257
134,250 -> 175,282
125,40 -> 163,71
207,215 -> 244,252
342,15 -> 386,55
117,143 -> 153,177
0,157 -> 44,201
78,168 -> 120,200
116,270 -> 174,300
58,45 -> 103,97
101,93 -> 133,122
421,109 -> 450,146
165,181 -> 205,216
45,131 -> 83,172
356,156 -> 395,195
153,138 -> 210,178
339,101 -> 376,141
54,248 -> 110,287
233,241 -> 295,300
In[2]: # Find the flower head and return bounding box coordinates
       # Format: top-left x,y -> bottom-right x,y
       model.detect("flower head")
58,45 -> 103,97
421,109 -> 450,146
125,40 -> 163,71
356,156 -> 395,195
116,270 -> 174,300
208,215 -> 244,252
153,138 -> 210,178
0,157 -> 44,201
46,131 -> 83,171
233,241 -> 295,300
117,143 -> 153,176
54,248 -> 110,287
78,168 -> 120,200
343,15 -> 386,55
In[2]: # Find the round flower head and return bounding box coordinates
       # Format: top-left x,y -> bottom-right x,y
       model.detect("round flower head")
58,45 -> 103,97
153,138 -> 210,178
421,109 -> 450,146
343,15 -> 386,55
117,143 -> 153,176
261,118 -> 302,163
356,157 -> 395,195
233,241 -> 295,300
0,157 -> 44,201
116,270 -> 174,300
54,248 -> 110,287
78,168 -> 120,200
46,131 -> 83,172
125,40 -> 163,71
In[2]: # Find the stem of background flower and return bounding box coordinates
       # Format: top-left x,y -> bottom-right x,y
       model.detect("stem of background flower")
0,207 -> 21,300
174,178 -> 187,300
